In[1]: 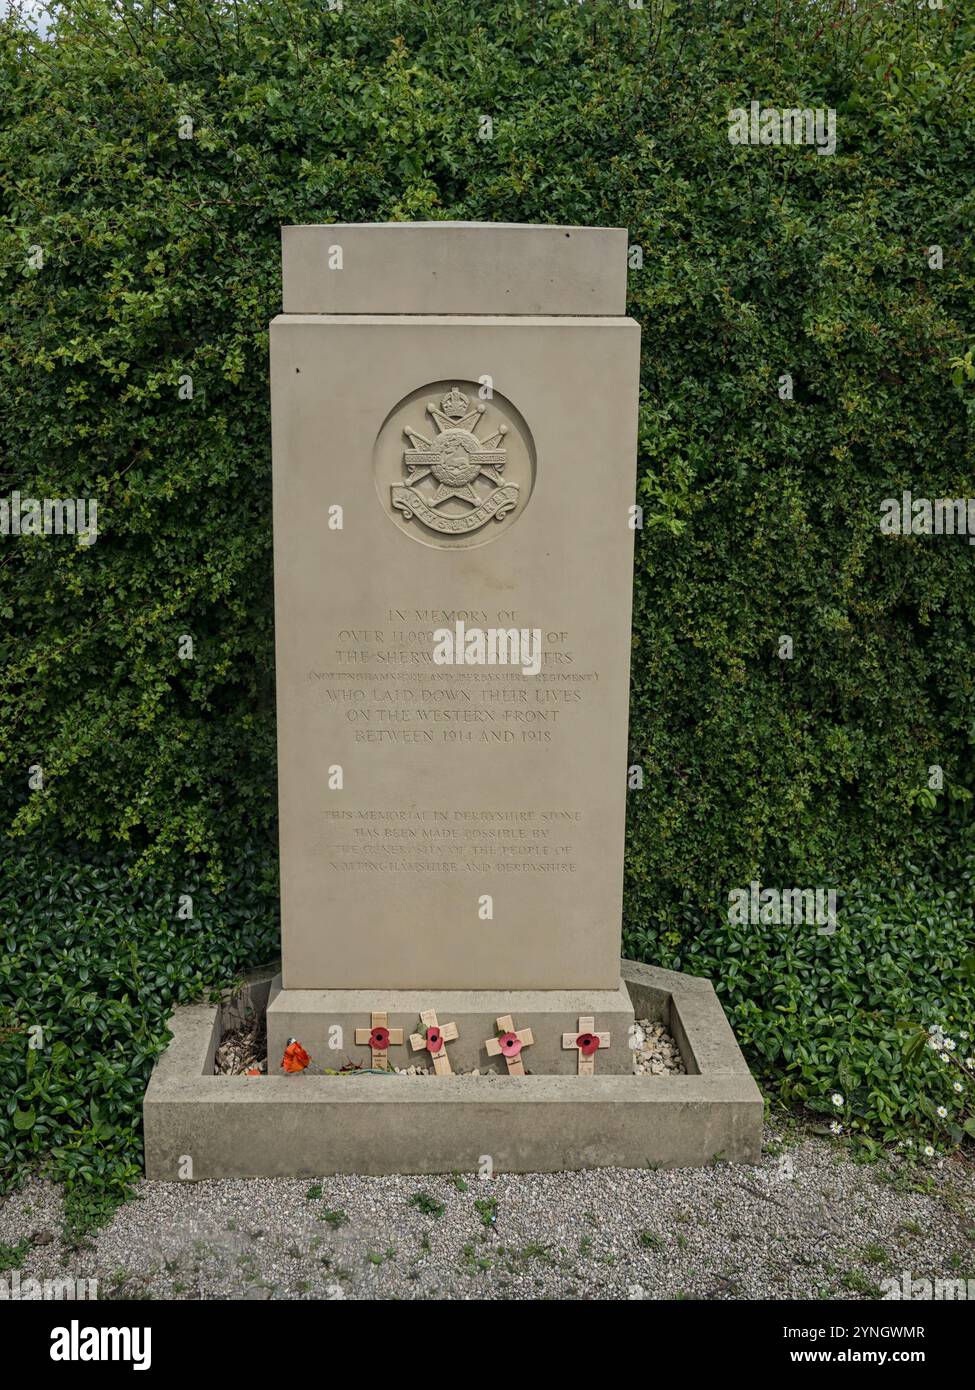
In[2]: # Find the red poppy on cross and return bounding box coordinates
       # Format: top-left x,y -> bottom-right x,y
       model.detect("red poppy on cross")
410,1009 -> 459,1075
562,1015 -> 610,1074
354,1011 -> 404,1071
484,1013 -> 534,1075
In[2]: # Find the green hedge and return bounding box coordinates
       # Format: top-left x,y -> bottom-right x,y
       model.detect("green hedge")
1,0 -> 975,1214
0,836 -> 278,1234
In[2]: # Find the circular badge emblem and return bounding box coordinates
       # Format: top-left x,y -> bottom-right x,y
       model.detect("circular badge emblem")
374,380 -> 536,549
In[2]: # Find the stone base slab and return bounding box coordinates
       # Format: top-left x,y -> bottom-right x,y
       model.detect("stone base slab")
266,976 -> 636,1075
143,961 -> 763,1178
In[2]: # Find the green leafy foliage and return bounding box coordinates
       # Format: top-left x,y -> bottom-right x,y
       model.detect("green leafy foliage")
409,1190 -> 445,1218
0,836 -> 278,1235
669,854 -> 975,1150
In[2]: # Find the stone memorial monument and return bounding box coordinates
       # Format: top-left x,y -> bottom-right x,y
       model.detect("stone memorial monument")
143,222 -> 762,1178
266,222 -> 640,1072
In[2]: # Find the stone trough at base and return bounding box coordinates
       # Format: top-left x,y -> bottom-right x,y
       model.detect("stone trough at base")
143,960 -> 762,1179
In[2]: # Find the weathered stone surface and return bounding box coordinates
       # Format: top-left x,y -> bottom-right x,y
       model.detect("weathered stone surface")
265,975 -> 635,1075
281,222 -> 628,316
271,224 -> 640,991
143,963 -> 764,1178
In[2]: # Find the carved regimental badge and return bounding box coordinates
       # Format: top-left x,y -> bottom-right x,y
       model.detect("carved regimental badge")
391,387 -> 520,536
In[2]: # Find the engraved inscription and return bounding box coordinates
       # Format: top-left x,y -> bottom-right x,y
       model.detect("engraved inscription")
323,807 -> 583,876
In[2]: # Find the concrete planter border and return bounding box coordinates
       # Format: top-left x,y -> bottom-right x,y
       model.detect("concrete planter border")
143,960 -> 763,1179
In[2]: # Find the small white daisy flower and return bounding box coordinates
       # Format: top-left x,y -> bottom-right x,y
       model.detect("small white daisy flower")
831,1092 -> 844,1107
923,1145 -> 935,1157
944,1038 -> 957,1051
953,1081 -> 963,1093
829,1121 -> 843,1135
936,1105 -> 948,1118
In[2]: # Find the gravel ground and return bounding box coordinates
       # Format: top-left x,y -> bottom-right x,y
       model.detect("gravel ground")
2,1127 -> 972,1301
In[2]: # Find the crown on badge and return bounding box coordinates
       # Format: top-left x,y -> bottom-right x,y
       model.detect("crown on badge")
440,387 -> 470,420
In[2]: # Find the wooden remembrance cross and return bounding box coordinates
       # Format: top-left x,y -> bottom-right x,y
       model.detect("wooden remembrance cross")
484,1014 -> 534,1076
562,1016 -> 610,1075
355,1011 -> 404,1071
410,1009 -> 459,1075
